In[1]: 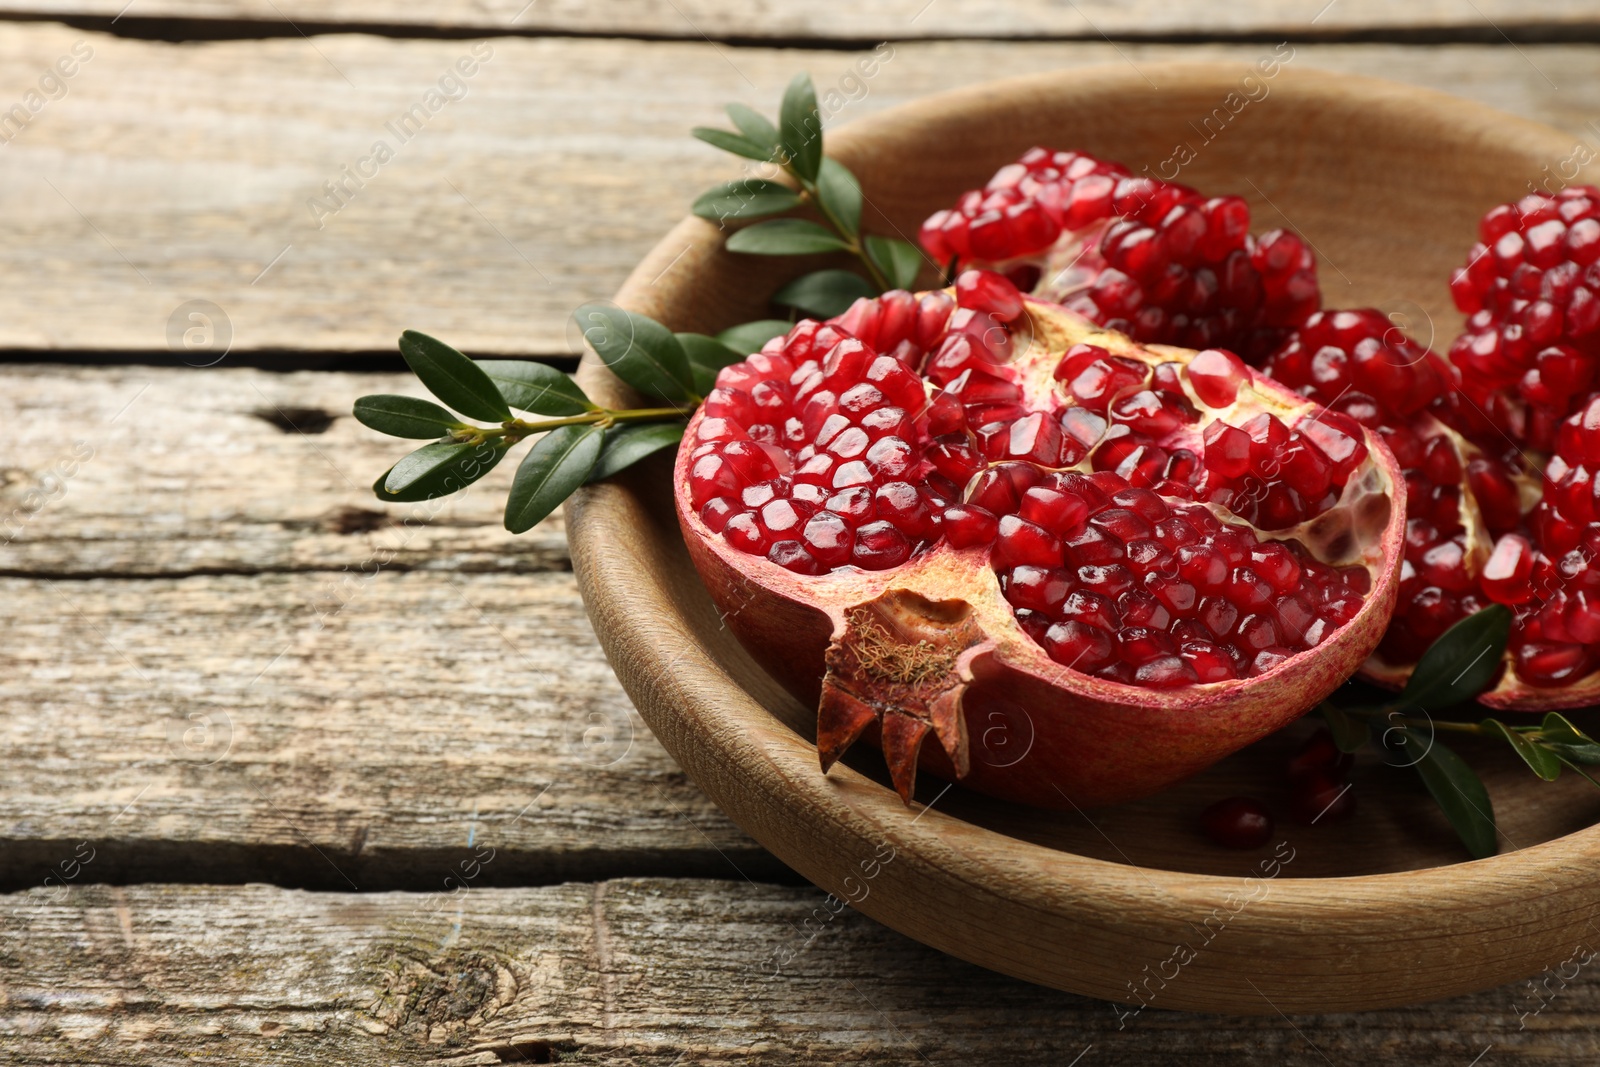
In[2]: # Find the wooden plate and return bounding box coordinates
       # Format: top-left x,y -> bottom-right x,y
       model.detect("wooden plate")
566,64 -> 1600,1013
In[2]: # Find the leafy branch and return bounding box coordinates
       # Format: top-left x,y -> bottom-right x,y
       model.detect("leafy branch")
357,71 -> 929,530
1318,603 -> 1600,859
357,315 -> 754,532
691,73 -> 925,317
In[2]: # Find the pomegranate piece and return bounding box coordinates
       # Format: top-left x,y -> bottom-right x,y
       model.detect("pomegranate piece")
920,147 -> 1320,358
676,289 -> 1403,808
1260,305 -> 1547,688
1448,187 -> 1600,453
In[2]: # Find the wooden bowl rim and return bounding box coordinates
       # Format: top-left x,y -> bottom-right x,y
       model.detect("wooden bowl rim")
568,63 -> 1599,1008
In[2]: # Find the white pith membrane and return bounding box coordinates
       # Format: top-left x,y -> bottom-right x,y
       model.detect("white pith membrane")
680,293 -> 1402,800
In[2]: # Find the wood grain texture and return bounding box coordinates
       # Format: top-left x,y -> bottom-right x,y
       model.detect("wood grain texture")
0,363 -> 783,889
0,567 -> 785,890
570,64 -> 1600,1014
0,25 -> 1596,354
4,0 -> 1598,38
0,364 -> 568,575
4,879 -> 1597,1066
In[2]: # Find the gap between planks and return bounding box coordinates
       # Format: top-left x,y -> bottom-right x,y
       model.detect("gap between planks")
6,9 -> 1600,47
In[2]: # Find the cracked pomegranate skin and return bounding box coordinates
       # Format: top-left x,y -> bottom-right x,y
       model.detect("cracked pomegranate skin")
673,290 -> 1404,809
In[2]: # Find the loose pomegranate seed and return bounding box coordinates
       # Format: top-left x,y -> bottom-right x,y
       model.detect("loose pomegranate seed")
1200,796 -> 1274,849
1286,729 -> 1354,783
1289,770 -> 1355,825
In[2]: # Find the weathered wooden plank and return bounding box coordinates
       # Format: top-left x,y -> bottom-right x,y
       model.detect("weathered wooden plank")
0,27 -> 1594,354
2,879 -> 1595,1065
0,364 -> 569,576
0,566 -> 784,890
4,0 -> 1598,39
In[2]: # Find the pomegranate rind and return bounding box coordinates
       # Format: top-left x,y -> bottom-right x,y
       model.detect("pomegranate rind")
674,298 -> 1407,808
1479,667 -> 1600,711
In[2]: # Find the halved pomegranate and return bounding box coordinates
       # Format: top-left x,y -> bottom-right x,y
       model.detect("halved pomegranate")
919,148 -> 1320,359
675,276 -> 1404,808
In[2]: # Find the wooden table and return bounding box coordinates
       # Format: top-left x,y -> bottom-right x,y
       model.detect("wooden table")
4,4 -> 1600,1063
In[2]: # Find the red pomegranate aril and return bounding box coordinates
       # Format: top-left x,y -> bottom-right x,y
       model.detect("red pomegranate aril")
1279,440 -> 1333,499
1064,354 -> 1148,414
1250,543 -> 1302,592
769,540 -> 825,574
1286,729 -> 1354,783
1200,796 -> 1274,849
1004,565 -> 1072,614
994,515 -> 1063,568
1182,641 -> 1237,682
1136,655 -> 1200,687
1298,413 -> 1367,480
700,497 -> 737,532
1079,563 -> 1136,599
1289,771 -> 1355,825
955,269 -> 1025,321
1064,525 -> 1123,566
942,503 -> 999,548
1060,590 -> 1120,630
1043,620 -> 1116,672
1186,348 -> 1250,406
1018,487 -> 1091,533
1202,420 -> 1252,478
852,521 -> 912,569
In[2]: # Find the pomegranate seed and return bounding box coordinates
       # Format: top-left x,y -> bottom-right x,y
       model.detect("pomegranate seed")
955,269 -> 1025,322
1200,797 -> 1274,849
852,521 -> 911,569
1289,770 -> 1355,825
1286,729 -> 1354,783
1186,348 -> 1250,406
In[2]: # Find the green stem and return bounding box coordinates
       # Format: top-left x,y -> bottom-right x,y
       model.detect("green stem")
454,405 -> 689,446
1325,702 -> 1537,738
792,172 -> 891,291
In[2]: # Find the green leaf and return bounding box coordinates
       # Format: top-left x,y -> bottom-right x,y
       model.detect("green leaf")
772,269 -> 876,318
726,219 -> 849,256
353,394 -> 466,439
1539,712 -> 1600,764
677,333 -> 744,396
692,179 -> 801,223
397,331 -> 512,423
505,423 -> 605,533
778,72 -> 822,182
726,103 -> 778,153
1479,718 -> 1562,781
716,320 -> 791,355
1400,728 -> 1498,860
573,304 -> 695,404
376,440 -> 507,502
1318,703 -> 1369,754
815,158 -> 862,237
691,126 -> 772,161
1393,604 -> 1512,712
475,360 -> 592,416
586,422 -> 685,483
864,235 -> 924,291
